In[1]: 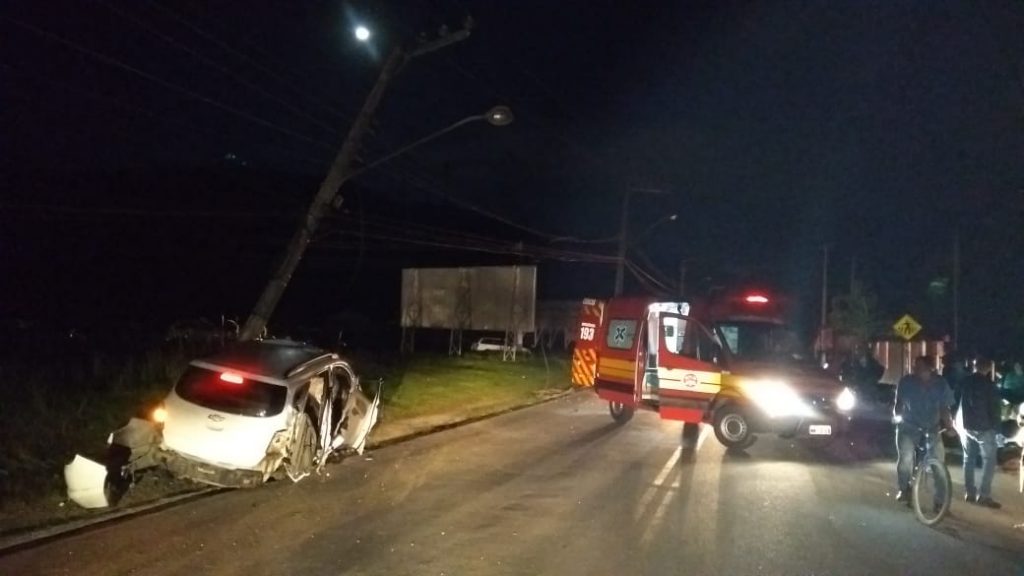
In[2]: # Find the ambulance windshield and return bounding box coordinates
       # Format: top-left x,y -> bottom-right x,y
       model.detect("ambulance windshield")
716,321 -> 810,363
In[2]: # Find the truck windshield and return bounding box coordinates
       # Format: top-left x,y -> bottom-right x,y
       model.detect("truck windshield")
716,321 -> 810,363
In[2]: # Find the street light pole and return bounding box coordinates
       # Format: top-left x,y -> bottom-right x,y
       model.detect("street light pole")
240,25 -> 474,341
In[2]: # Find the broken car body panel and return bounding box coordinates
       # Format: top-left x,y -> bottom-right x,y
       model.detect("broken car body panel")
64,341 -> 381,506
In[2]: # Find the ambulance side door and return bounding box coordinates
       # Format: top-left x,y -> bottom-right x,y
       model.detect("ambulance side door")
656,314 -> 723,423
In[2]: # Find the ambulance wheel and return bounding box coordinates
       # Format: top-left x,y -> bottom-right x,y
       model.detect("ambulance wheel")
713,405 -> 755,450
609,401 -> 634,424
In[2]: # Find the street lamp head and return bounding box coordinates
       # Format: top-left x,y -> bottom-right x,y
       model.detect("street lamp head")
668,214 -> 678,221
354,25 -> 371,42
485,105 -> 514,127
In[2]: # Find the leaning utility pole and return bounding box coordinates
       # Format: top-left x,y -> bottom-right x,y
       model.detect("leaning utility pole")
240,25 -> 472,341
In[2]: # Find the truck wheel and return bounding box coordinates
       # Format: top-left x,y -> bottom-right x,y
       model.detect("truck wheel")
609,401 -> 634,424
713,405 -> 755,450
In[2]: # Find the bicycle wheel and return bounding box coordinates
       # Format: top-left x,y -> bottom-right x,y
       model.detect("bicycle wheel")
912,458 -> 952,526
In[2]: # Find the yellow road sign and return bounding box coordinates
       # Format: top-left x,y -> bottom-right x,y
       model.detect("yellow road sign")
893,314 -> 922,340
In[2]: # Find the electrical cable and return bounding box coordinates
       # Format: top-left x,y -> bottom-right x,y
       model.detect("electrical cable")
1,14 -> 336,149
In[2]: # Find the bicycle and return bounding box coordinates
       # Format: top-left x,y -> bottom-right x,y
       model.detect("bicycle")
901,419 -> 953,526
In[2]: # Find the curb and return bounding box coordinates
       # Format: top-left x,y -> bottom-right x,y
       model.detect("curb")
366,388 -> 576,450
0,488 -> 223,556
0,388 -> 577,556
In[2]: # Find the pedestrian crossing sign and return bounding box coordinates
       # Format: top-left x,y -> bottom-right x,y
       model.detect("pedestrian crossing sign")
893,314 -> 922,340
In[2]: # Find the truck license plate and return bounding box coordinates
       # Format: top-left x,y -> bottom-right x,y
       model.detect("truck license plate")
808,425 -> 832,436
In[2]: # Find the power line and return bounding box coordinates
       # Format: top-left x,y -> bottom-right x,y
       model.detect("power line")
141,0 -> 356,123
1,62 -> 332,170
92,0 -> 345,137
373,152 -> 597,242
0,203 -> 294,219
1,14 -> 337,150
324,229 -> 616,263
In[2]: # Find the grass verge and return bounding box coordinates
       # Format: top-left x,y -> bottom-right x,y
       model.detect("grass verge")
380,353 -> 567,423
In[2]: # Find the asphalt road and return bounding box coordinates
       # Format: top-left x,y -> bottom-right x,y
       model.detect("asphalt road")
3,392 -> 1023,576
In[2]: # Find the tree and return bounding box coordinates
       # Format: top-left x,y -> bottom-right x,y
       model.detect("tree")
830,280 -> 884,344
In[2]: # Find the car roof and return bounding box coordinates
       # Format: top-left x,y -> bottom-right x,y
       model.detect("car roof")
193,341 -> 333,382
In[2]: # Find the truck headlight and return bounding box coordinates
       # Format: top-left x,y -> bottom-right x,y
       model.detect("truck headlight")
836,387 -> 856,412
742,379 -> 815,418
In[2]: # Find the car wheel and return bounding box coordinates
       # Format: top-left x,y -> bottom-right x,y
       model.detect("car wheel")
609,401 -> 634,424
713,405 -> 755,450
284,413 -> 317,482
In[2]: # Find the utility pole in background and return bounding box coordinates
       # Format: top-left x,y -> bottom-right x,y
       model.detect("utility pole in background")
613,187 -> 667,296
819,244 -> 830,360
953,230 -> 960,350
240,24 -> 473,341
613,190 -> 632,296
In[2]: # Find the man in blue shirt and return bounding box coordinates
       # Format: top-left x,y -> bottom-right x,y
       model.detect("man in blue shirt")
893,355 -> 955,504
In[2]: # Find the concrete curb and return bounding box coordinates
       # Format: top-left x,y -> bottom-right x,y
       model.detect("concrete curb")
366,388 -> 577,449
0,388 -> 578,556
0,488 -> 223,556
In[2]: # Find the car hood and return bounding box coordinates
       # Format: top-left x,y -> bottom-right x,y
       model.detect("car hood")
730,360 -> 845,398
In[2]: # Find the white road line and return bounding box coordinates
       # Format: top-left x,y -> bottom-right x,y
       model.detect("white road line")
634,446 -> 682,523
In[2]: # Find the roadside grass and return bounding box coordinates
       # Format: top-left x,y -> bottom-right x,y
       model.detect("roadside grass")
0,346 -> 569,530
380,353 -> 568,423
0,348 -> 192,506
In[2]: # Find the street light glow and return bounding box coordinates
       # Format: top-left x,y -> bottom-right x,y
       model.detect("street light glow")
485,105 -> 514,127
354,25 -> 371,41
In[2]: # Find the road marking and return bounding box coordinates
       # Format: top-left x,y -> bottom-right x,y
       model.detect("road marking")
634,446 -> 682,523
637,446 -> 683,547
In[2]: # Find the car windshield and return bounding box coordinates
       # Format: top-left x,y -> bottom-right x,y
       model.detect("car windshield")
715,321 -> 811,364
174,366 -> 287,417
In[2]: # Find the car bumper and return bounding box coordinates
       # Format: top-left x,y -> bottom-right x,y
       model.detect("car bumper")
754,413 -> 850,438
159,450 -> 265,488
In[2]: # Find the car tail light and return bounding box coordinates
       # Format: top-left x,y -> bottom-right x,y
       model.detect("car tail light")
151,404 -> 168,425
745,294 -> 769,304
220,372 -> 244,384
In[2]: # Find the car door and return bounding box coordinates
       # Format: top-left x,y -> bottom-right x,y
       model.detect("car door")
316,363 -> 381,465
655,313 -> 723,423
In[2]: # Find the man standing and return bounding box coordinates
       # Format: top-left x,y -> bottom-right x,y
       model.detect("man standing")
959,355 -> 1002,508
893,356 -> 955,504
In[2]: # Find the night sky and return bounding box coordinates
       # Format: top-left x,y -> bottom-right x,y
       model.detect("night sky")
2,1 -> 1023,353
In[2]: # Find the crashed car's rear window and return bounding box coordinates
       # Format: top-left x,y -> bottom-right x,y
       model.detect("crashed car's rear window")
174,367 -> 287,417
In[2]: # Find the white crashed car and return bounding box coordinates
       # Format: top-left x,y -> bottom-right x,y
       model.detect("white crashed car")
66,340 -> 380,508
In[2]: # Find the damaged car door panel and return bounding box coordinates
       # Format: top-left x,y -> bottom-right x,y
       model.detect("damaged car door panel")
64,341 -> 381,509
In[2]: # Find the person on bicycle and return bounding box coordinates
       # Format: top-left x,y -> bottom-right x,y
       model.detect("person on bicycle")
893,355 -> 955,504
958,354 -> 1002,509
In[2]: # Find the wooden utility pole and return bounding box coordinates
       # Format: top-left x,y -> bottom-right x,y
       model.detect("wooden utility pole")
850,255 -> 857,292
820,244 -> 830,332
953,230 -> 960,350
240,26 -> 472,341
613,190 -> 631,296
